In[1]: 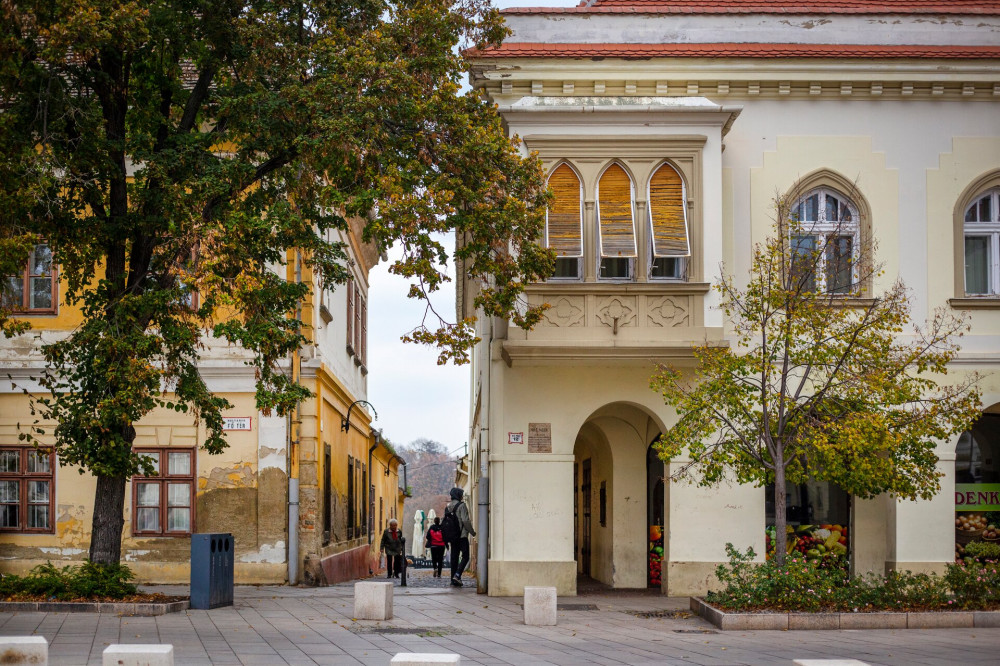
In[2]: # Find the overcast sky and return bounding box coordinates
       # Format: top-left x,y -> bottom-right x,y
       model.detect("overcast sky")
365,0 -> 580,457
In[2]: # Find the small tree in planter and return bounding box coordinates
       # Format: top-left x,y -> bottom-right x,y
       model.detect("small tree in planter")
651,189 -> 981,566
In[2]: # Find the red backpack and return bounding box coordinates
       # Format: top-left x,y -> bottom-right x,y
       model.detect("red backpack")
427,525 -> 446,548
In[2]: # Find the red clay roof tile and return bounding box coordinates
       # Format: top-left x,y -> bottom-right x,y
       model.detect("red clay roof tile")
469,42 -> 1000,59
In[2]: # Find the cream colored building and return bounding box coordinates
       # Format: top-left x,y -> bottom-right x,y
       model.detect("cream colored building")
462,0 -> 1000,597
0,220 -> 404,585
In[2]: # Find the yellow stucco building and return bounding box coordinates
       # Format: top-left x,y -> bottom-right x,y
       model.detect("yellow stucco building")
0,219 -> 405,584
461,0 -> 1000,596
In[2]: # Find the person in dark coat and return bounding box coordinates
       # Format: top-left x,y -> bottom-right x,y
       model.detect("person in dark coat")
445,487 -> 476,587
424,516 -> 448,577
379,518 -> 407,586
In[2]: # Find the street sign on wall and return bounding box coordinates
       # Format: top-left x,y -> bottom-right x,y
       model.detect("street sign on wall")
222,417 -> 252,431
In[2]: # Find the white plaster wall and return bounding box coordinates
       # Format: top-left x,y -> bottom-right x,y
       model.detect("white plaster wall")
717,98 -> 1000,324
505,14 -> 1000,47
312,226 -> 369,403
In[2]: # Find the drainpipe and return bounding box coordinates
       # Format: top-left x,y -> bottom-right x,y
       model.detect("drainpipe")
476,314 -> 493,594
287,250 -> 304,585
368,431 -> 379,544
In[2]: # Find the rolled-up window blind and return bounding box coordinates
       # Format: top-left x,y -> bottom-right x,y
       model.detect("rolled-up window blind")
546,164 -> 583,257
598,164 -> 636,258
648,163 -> 690,257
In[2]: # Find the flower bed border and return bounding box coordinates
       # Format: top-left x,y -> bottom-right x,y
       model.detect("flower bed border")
0,599 -> 189,616
690,597 -> 1000,631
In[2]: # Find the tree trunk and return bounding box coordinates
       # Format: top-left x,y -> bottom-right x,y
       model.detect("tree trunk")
773,463 -> 788,567
89,474 -> 128,565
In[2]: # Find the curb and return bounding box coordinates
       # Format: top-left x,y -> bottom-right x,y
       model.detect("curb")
0,600 -> 189,616
690,597 -> 1000,630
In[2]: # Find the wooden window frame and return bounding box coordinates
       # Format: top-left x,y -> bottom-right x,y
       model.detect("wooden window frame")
347,455 -> 355,540
346,279 -> 356,356
2,244 -> 58,315
131,448 -> 195,537
0,448 -> 55,534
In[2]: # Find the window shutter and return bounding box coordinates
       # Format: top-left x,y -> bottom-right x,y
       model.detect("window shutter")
354,287 -> 362,354
598,164 -> 636,258
346,280 -> 354,353
648,164 -> 690,257
546,164 -> 583,257
360,297 -> 367,365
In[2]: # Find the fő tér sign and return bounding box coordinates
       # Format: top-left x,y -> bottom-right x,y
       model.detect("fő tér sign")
222,417 -> 252,431
955,484 -> 1000,511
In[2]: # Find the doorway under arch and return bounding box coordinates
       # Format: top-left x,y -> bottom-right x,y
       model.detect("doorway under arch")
572,402 -> 666,589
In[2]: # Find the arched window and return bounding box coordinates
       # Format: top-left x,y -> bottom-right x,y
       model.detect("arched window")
963,188 -> 1000,296
789,188 -> 860,294
597,163 -> 636,280
648,163 -> 689,280
546,164 -> 583,279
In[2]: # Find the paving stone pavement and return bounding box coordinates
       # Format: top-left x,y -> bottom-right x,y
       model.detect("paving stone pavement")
1,571 -> 998,666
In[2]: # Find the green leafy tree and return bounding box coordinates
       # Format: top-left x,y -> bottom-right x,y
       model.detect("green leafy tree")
651,192 -> 981,566
0,0 -> 552,564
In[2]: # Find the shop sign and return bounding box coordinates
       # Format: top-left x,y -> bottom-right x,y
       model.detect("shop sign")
528,422 -> 551,453
955,484 -> 1000,511
508,432 -> 523,445
222,417 -> 252,431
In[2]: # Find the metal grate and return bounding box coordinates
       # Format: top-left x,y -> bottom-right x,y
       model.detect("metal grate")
516,603 -> 600,611
351,627 -> 466,637
674,629 -> 718,634
625,609 -> 694,619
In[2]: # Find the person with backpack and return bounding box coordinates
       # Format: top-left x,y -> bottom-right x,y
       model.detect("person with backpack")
424,516 -> 448,577
443,487 -> 476,587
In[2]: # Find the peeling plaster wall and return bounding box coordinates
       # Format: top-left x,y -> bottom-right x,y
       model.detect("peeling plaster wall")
0,393 -> 288,584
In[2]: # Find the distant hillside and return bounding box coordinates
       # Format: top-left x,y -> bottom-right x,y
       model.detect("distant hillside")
399,438 -> 459,554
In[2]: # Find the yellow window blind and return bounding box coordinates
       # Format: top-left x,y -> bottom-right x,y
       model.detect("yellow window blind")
546,164 -> 583,257
598,164 -> 636,258
648,163 -> 690,257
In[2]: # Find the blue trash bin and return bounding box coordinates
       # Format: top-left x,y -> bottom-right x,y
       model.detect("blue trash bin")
190,533 -> 234,609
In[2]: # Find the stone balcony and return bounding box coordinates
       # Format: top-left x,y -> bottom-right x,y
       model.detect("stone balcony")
501,282 -> 726,365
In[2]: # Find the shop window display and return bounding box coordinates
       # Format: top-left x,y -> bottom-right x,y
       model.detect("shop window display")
954,415 -> 1000,563
765,480 -> 850,565
647,443 -> 665,587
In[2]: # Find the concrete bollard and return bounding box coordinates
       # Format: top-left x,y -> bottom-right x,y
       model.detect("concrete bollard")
0,636 -> 48,665
391,654 -> 461,665
102,644 -> 174,666
523,586 -> 557,626
354,580 -> 394,620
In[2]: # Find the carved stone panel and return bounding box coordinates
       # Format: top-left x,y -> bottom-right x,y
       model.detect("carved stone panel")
543,296 -> 585,327
597,296 -> 637,328
646,296 -> 690,328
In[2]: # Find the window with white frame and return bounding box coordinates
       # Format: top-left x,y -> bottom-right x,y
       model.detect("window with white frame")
964,188 -> 1000,296
789,188 -> 860,294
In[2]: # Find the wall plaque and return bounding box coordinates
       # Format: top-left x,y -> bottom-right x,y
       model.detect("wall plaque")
222,417 -> 252,431
528,422 -> 552,453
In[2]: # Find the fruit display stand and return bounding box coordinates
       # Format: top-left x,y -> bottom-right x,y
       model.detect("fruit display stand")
648,525 -> 663,588
766,524 -> 849,564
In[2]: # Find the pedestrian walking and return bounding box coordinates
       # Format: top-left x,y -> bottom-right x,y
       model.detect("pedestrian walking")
379,518 -> 407,587
442,487 -> 476,587
424,516 -> 448,577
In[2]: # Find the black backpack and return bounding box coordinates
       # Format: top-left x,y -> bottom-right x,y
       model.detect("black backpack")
441,503 -> 461,542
